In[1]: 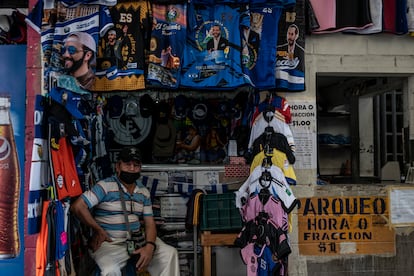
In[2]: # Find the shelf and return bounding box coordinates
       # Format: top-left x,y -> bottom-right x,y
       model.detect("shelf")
318,111 -> 350,117
319,175 -> 381,184
319,143 -> 351,147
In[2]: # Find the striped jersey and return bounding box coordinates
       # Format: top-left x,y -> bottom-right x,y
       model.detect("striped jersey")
81,176 -> 153,239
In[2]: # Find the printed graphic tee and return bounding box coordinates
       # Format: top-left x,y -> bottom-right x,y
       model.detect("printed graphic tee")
25,0 -> 113,92
94,0 -> 152,91
180,3 -> 251,89
146,3 -> 187,89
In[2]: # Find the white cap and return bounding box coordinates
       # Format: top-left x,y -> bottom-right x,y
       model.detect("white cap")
65,32 -> 96,53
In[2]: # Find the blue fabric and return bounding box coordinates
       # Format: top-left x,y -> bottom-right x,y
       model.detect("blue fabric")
242,3 -> 283,89
180,3 -> 251,89
146,3 -> 187,88
55,200 -> 68,260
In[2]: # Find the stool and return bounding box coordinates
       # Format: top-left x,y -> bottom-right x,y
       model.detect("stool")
200,231 -> 238,276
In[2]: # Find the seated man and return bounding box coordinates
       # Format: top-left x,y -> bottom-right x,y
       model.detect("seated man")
71,146 -> 180,276
175,124 -> 201,164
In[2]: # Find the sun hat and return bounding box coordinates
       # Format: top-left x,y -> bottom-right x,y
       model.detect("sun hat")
153,119 -> 177,157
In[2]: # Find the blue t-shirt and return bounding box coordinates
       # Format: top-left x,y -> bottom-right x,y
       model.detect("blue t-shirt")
180,3 -> 251,89
146,3 -> 187,88
242,3 -> 283,89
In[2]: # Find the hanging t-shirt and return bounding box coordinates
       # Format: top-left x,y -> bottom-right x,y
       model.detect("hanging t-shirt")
334,0 -> 372,32
345,0 -> 382,34
146,3 -> 187,88
94,0 -> 152,91
240,194 -> 288,231
275,0 -> 306,91
407,0 -> 414,33
241,243 -> 265,276
242,3 -> 283,89
236,164 -> 298,213
251,94 -> 292,124
250,149 -> 297,186
180,3 -> 251,89
248,111 -> 295,150
383,0 -> 408,34
28,95 -> 50,234
60,0 -> 117,5
26,0 -> 113,92
308,0 -> 336,33
312,0 -> 372,34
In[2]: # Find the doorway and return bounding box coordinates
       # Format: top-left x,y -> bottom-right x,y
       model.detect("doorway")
316,75 -> 407,184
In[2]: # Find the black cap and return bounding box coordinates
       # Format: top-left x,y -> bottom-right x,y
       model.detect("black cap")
118,146 -> 142,163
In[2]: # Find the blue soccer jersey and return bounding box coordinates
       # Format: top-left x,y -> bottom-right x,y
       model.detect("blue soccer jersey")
242,3 -> 283,89
275,0 -> 306,92
180,3 -> 251,89
146,3 -> 187,88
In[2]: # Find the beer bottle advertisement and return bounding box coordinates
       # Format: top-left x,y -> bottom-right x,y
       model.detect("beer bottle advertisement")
0,45 -> 26,275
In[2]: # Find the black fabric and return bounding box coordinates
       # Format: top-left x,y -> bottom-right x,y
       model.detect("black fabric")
45,202 -> 57,276
47,102 -> 79,139
231,124 -> 250,156
185,189 -> 205,230
234,220 -> 257,249
335,0 -> 372,30
251,131 -> 295,164
305,0 -> 320,33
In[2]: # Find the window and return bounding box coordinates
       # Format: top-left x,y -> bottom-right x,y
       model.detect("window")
317,76 -> 407,184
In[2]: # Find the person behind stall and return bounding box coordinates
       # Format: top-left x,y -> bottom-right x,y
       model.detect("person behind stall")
175,124 -> 201,164
205,127 -> 226,163
70,146 -> 180,276
62,31 -> 96,90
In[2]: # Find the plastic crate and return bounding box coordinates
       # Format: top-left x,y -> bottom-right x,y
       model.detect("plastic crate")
200,193 -> 242,231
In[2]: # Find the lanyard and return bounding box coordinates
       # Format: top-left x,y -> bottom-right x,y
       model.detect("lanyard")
115,177 -> 133,239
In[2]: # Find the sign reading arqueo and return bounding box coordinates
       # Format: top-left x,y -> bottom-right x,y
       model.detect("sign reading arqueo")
298,196 -> 395,255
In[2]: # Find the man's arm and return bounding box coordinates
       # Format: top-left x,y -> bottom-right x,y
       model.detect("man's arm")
179,135 -> 201,151
135,215 -> 157,271
70,197 -> 112,251
143,215 -> 157,243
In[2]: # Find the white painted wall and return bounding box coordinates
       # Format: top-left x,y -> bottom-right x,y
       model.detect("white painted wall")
282,33 -> 414,186
282,33 -> 414,276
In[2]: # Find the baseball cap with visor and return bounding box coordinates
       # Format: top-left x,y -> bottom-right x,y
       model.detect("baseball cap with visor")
118,146 -> 142,163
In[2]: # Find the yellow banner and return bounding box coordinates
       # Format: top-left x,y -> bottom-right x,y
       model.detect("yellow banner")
298,196 -> 395,255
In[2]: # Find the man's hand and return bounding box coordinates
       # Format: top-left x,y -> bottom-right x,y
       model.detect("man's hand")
135,244 -> 155,271
89,228 -> 112,252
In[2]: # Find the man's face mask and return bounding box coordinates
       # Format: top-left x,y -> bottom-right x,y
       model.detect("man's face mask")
119,171 -> 141,184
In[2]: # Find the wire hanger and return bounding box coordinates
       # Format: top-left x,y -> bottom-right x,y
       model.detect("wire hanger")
262,155 -> 272,168
258,187 -> 271,205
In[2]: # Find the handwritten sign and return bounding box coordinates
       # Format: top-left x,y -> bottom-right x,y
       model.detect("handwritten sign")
389,186 -> 414,227
298,196 -> 395,255
289,100 -> 317,170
